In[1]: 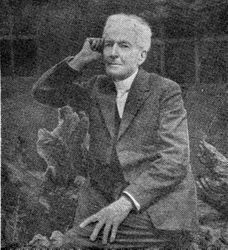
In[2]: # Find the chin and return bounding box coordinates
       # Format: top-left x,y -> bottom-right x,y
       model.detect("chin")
106,68 -> 126,80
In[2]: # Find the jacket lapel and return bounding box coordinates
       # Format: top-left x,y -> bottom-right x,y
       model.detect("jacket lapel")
118,69 -> 151,140
96,77 -> 117,138
96,69 -> 151,139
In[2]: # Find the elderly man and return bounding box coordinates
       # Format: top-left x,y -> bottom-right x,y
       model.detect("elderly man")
33,13 -> 198,249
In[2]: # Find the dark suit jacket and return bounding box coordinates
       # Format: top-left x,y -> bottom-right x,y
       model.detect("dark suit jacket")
32,57 -> 198,232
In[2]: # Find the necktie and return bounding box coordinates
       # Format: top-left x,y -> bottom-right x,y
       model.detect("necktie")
110,102 -> 121,164
115,102 -> 121,133
109,96 -> 123,175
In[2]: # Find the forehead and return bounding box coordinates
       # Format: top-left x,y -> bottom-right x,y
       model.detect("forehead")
103,24 -> 138,44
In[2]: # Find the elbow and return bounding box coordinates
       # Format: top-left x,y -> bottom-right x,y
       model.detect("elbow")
31,86 -> 40,101
31,86 -> 48,105
31,87 -> 66,108
31,85 -> 42,102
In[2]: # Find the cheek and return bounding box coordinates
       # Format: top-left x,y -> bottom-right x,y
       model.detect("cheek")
103,49 -> 109,59
127,56 -> 139,68
103,47 -> 114,57
122,53 -> 134,63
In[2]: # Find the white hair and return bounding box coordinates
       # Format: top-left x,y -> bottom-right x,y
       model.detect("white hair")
103,13 -> 152,52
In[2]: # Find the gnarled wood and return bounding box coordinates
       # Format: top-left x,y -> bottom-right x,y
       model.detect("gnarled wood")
197,139 -> 228,215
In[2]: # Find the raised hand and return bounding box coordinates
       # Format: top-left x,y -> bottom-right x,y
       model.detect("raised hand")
68,38 -> 104,71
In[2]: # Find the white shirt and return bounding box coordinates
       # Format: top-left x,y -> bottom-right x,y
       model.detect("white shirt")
114,69 -> 141,211
114,69 -> 138,118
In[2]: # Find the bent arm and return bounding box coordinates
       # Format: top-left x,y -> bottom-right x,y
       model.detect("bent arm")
33,37 -> 103,109
32,57 -> 95,111
124,83 -> 190,211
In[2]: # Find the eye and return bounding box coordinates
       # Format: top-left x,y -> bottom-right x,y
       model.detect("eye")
104,41 -> 113,47
119,43 -> 130,48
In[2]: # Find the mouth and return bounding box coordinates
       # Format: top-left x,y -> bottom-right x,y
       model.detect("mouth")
106,62 -> 122,66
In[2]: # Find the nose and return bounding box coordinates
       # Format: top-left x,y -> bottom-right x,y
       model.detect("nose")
110,44 -> 119,58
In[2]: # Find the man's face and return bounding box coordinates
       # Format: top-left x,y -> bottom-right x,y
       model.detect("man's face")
103,25 -> 145,81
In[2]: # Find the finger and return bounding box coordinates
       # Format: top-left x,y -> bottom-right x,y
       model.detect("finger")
199,144 -> 204,151
85,37 -> 92,46
89,38 -> 102,52
80,215 -> 97,228
90,220 -> 105,241
89,38 -> 98,51
91,39 -> 96,49
110,223 -> 118,243
85,38 -> 94,51
95,39 -> 104,52
102,222 -> 112,244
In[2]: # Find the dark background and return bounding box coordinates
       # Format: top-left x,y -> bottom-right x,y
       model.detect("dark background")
1,0 -> 228,246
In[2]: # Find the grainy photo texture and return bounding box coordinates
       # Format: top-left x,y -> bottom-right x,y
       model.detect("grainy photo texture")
1,1 -> 227,249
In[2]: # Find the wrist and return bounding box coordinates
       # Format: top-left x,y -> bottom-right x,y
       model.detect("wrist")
119,196 -> 133,211
121,193 -> 139,212
68,53 -> 88,71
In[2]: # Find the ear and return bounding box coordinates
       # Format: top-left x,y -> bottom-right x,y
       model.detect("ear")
138,50 -> 147,66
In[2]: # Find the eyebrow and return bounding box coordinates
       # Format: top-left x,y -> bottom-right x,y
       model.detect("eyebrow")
104,39 -> 132,45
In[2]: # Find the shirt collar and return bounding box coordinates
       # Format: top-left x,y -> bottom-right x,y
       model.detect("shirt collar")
114,69 -> 138,95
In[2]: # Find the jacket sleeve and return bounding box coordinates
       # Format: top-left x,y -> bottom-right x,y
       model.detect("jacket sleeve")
32,57 -> 95,111
123,82 -> 190,211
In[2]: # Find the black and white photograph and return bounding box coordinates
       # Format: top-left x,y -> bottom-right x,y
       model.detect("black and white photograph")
1,0 -> 227,249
